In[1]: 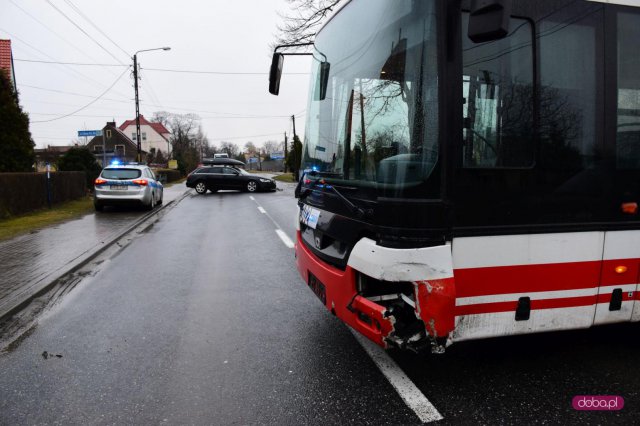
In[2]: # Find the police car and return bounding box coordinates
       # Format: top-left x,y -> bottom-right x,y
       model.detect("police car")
94,162 -> 163,211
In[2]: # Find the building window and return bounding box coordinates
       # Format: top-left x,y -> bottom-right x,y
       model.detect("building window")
106,130 -> 112,139
94,145 -> 103,152
142,132 -> 147,141
115,144 -> 125,156
132,133 -> 137,141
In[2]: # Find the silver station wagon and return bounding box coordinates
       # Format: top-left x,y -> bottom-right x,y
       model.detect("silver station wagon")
94,162 -> 164,211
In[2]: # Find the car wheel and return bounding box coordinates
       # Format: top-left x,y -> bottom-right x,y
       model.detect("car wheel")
146,193 -> 156,211
94,202 -> 104,212
195,181 -> 207,194
246,180 -> 258,192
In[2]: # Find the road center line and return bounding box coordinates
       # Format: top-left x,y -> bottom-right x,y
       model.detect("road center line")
275,229 -> 295,248
349,329 -> 444,424
249,196 -> 295,249
249,196 -> 255,201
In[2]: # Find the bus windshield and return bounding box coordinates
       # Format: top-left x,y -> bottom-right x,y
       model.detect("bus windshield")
302,0 -> 440,199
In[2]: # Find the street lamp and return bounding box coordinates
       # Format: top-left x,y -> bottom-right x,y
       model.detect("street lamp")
133,47 -> 171,162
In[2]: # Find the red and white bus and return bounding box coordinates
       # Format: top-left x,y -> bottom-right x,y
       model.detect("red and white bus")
270,0 -> 640,353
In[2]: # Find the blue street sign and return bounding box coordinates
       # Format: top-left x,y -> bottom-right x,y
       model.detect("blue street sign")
271,151 -> 285,160
315,146 -> 326,152
78,130 -> 102,137
248,157 -> 259,163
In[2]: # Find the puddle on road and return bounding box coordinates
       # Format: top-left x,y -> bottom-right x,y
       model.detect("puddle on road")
0,198 -> 186,354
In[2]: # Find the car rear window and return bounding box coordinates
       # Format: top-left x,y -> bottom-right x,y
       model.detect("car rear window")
101,168 -> 141,179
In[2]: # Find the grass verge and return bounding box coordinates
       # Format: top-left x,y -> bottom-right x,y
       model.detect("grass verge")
0,196 -> 94,242
273,173 -> 296,183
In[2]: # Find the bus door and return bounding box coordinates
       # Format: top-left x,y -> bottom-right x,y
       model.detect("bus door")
451,232 -> 605,342
594,231 -> 640,325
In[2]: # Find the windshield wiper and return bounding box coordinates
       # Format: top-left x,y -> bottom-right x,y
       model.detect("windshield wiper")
298,177 -> 372,219
325,184 -> 372,219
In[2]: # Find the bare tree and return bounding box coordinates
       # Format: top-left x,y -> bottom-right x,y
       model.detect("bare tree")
244,141 -> 257,155
194,125 -> 210,160
159,113 -> 201,174
262,140 -> 283,155
151,111 -> 171,129
275,0 -> 343,46
220,141 -> 241,158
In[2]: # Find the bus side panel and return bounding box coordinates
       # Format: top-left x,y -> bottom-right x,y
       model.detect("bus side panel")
450,232 -> 604,342
598,230 -> 640,323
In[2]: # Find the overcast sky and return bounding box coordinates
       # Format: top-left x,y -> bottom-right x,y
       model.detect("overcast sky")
0,0 -> 312,150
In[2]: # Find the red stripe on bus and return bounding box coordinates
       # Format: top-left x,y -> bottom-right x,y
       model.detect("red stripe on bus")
600,259 -> 640,287
454,262 -> 601,298
455,295 -> 597,316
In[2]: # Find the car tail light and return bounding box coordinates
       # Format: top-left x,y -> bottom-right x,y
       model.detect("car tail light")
132,179 -> 148,186
95,178 -> 107,185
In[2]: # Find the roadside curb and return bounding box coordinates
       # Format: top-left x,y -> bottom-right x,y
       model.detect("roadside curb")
0,189 -> 192,321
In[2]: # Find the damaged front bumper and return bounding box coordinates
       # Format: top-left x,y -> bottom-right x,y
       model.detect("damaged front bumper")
296,233 -> 456,353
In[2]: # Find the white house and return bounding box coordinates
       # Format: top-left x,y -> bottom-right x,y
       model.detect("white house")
119,115 -> 171,156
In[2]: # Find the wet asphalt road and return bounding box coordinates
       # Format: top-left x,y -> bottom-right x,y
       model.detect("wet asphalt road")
1,182 -> 639,425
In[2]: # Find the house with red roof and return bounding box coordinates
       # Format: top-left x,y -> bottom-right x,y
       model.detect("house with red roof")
119,115 -> 171,157
0,39 -> 17,93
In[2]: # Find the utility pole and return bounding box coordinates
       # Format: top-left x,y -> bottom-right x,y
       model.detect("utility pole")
284,132 -> 288,173
291,115 -> 298,180
132,47 -> 170,163
133,53 -> 142,162
292,115 -> 297,139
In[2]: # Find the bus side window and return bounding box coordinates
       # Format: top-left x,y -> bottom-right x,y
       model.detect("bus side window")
616,12 -> 640,170
462,14 -> 534,168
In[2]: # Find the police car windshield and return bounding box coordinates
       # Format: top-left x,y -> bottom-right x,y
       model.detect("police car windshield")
102,168 -> 141,180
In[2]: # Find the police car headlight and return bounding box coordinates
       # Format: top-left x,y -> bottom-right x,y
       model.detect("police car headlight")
259,178 -> 272,183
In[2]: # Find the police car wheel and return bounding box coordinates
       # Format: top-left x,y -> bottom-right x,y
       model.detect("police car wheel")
195,182 -> 207,194
146,194 -> 156,211
94,203 -> 104,212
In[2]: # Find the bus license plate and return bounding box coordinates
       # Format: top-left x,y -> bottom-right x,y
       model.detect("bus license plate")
308,273 -> 327,305
110,185 -> 127,190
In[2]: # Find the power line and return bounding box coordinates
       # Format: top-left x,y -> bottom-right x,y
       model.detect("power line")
211,132 -> 284,141
62,0 -> 131,58
20,83 -> 297,118
139,68 -> 165,110
12,58 -> 309,77
7,0 -> 115,65
19,84 -> 131,103
14,58 -> 127,67
45,0 -> 127,65
142,67 -> 309,76
0,27 -> 129,96
31,66 -> 131,123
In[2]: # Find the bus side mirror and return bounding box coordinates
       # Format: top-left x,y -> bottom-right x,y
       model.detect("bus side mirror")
315,62 -> 330,101
468,0 -> 511,43
269,53 -> 284,95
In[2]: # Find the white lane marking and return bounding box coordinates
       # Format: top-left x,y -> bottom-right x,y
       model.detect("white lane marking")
275,229 -> 294,249
249,195 -> 296,249
349,329 -> 444,424
249,196 -> 255,201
